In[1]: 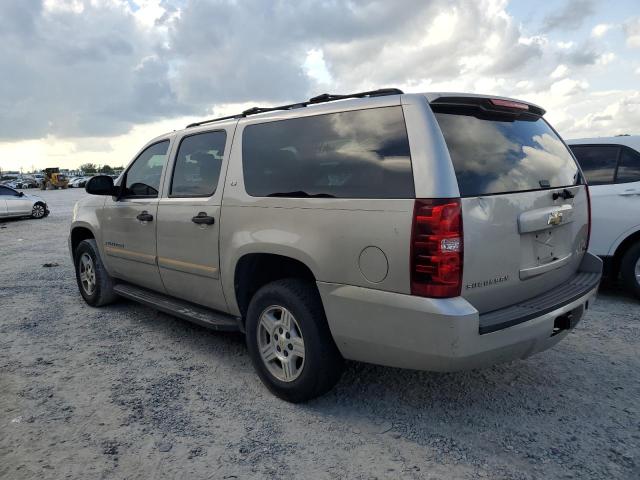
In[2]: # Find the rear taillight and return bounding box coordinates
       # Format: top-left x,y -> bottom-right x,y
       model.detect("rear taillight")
585,184 -> 591,251
411,199 -> 463,298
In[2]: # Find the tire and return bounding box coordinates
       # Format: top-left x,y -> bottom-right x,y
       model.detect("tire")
246,279 -> 344,402
620,242 -> 640,299
31,202 -> 46,219
73,239 -> 118,307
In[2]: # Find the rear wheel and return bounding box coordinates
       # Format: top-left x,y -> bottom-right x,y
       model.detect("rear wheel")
620,242 -> 640,299
74,239 -> 118,306
31,202 -> 46,219
246,279 -> 344,402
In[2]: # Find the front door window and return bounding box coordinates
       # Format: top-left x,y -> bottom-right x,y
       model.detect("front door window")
122,141 -> 170,197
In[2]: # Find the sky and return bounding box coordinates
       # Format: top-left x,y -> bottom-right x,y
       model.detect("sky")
0,0 -> 639,172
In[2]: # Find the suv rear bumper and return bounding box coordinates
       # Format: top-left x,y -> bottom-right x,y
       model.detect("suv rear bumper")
317,253 -> 602,372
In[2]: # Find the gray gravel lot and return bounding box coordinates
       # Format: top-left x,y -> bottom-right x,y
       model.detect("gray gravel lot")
1,188 -> 639,480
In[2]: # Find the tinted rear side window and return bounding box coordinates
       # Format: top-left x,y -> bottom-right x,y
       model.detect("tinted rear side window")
434,112 -> 581,196
617,146 -> 640,183
171,131 -> 226,196
569,145 -> 619,185
242,106 -> 414,198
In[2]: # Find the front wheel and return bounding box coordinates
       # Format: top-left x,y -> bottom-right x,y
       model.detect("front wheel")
74,239 -> 118,306
31,202 -> 46,219
620,242 -> 640,299
246,279 -> 344,402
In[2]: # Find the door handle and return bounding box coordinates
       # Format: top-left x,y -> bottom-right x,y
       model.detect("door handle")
619,189 -> 640,196
136,211 -> 154,222
191,212 -> 215,225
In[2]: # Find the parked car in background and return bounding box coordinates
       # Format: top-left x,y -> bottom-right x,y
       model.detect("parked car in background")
14,177 -> 38,189
0,185 -> 49,219
69,176 -> 91,188
70,89 -> 601,401
568,136 -> 640,298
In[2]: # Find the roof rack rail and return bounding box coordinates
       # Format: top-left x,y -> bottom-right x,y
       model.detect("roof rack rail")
185,88 -> 404,128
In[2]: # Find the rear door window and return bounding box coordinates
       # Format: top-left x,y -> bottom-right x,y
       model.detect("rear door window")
170,131 -> 226,197
242,106 -> 414,198
616,146 -> 640,183
434,112 -> 581,196
569,145 -> 619,185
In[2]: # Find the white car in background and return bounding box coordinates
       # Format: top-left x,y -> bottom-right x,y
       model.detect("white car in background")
0,185 -> 49,219
568,136 -> 640,298
69,176 -> 91,188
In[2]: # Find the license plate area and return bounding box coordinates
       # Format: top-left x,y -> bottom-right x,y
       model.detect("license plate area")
533,228 -> 556,264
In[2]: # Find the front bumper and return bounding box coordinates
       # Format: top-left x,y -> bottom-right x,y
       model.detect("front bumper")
317,253 -> 602,372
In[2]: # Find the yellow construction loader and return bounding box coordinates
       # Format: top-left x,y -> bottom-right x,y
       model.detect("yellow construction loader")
40,168 -> 69,190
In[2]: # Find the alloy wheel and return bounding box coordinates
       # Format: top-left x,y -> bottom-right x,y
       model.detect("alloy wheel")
79,253 -> 97,296
257,305 -> 306,382
32,204 -> 45,218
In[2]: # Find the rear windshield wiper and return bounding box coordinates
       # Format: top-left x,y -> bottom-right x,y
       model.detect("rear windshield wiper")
267,191 -> 335,198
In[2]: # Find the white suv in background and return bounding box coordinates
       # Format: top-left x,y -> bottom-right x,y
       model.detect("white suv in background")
568,136 -> 640,298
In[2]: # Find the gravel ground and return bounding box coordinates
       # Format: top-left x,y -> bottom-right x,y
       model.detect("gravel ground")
1,188 -> 639,480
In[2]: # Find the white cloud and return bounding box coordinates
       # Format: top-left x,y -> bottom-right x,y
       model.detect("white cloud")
596,52 -> 616,66
625,17 -> 640,48
43,0 -> 85,14
591,23 -> 612,38
562,91 -> 640,138
557,41 -> 575,49
550,78 -> 589,97
303,49 -> 333,85
421,10 -> 459,46
551,64 -> 569,79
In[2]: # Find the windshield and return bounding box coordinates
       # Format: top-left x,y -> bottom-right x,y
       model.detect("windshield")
434,112 -> 581,197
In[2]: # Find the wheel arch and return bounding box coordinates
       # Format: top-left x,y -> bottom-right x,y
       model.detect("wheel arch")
610,228 -> 640,276
233,252 -> 319,328
70,225 -> 96,255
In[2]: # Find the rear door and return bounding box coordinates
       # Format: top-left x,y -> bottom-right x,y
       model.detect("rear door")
156,128 -> 231,312
571,144 -> 640,255
432,99 -> 588,313
100,139 -> 171,292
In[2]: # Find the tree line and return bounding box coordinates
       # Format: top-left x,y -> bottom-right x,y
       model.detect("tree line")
78,164 -> 123,174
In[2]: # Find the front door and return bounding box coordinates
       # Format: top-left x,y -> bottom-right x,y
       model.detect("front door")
100,139 -> 171,292
1,186 -> 32,216
156,129 -> 230,312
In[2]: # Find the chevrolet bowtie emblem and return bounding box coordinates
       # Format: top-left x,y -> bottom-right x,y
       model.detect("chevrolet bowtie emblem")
547,210 -> 563,226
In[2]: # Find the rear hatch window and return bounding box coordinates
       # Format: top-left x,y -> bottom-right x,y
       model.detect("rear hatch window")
434,111 -> 581,197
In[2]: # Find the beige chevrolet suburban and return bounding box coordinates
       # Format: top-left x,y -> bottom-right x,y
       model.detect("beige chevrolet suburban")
70,89 -> 602,402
